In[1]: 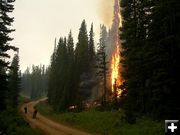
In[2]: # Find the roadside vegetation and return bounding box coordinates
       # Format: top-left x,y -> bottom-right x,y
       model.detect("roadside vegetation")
0,96 -> 43,135
37,101 -> 164,135
0,109 -> 43,135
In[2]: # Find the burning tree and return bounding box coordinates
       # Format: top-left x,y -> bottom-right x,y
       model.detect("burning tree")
105,0 -> 123,100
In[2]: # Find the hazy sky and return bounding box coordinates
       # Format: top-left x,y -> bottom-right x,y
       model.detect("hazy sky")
12,0 -> 114,72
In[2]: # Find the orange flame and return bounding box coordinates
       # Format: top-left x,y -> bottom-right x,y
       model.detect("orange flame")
119,14 -> 123,28
111,42 -> 122,93
110,0 -> 123,99
111,43 -> 120,91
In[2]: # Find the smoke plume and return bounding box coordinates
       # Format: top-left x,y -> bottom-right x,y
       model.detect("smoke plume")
97,0 -> 114,27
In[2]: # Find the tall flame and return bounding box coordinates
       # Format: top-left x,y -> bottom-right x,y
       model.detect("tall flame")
111,43 -> 121,91
110,0 -> 123,97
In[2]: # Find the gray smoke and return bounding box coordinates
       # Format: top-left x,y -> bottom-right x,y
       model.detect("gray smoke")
106,0 -> 120,61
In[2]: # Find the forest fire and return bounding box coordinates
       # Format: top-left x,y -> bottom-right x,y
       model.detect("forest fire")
111,43 -> 121,92
110,0 -> 123,98
111,39 -> 123,98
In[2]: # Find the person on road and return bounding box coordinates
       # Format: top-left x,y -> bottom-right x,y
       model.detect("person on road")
24,105 -> 27,114
33,108 -> 38,119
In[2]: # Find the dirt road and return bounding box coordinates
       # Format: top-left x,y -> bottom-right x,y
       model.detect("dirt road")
20,98 -> 93,135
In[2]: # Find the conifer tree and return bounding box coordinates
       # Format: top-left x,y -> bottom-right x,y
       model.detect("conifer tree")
120,0 -> 155,122
67,30 -> 74,61
88,23 -> 95,62
66,30 -> 77,105
52,37 -> 68,109
146,0 -> 180,118
8,53 -> 20,107
120,0 -> 180,119
96,25 -> 108,104
75,20 -> 89,73
0,0 -> 17,110
48,38 -> 57,105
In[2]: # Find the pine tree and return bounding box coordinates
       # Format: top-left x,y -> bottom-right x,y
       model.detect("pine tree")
50,37 -> 68,110
0,0 -> 17,110
120,0 -> 153,122
120,0 -> 180,120
96,25 -> 108,104
8,53 -> 20,108
146,0 -> 180,118
66,30 -> 77,105
67,30 -> 74,59
48,38 -> 57,105
47,22 -> 97,111
75,20 -> 89,73
88,23 -> 95,62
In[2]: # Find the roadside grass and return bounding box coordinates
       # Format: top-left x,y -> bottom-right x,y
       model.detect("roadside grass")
0,109 -> 43,135
37,101 -> 164,135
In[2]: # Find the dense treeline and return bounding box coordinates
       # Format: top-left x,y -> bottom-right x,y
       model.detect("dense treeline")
48,20 -> 97,110
21,65 -> 48,99
120,0 -> 180,120
48,35 -> 75,110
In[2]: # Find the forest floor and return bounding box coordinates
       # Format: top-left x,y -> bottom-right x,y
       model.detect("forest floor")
20,98 -> 93,135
